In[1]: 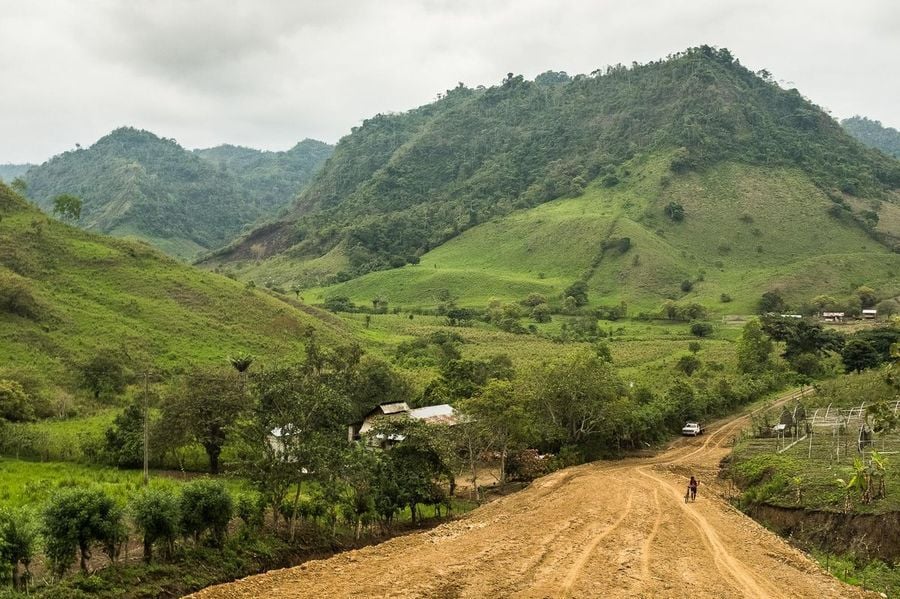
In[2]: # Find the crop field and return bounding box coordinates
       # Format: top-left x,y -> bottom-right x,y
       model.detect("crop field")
0,458 -> 251,510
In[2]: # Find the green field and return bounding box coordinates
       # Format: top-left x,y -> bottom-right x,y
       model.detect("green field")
302,159 -> 900,314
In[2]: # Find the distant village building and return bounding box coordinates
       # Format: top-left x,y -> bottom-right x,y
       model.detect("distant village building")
862,309 -> 877,320
779,314 -> 802,319
348,402 -> 458,444
822,311 -> 845,322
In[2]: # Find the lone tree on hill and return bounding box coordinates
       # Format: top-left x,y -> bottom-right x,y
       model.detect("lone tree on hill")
51,194 -> 82,221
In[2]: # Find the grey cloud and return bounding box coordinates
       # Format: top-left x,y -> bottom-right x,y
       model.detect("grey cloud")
1,0 -> 898,163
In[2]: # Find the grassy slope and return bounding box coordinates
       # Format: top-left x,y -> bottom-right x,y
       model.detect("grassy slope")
305,158 -> 900,313
0,183 -> 347,386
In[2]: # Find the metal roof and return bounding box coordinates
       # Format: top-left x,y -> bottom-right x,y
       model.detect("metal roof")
409,404 -> 456,422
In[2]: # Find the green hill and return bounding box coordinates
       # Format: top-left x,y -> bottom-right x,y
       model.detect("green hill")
303,156 -> 900,314
842,115 -> 900,158
205,47 -> 900,314
0,181 -> 346,406
23,128 -> 332,259
0,164 -> 32,182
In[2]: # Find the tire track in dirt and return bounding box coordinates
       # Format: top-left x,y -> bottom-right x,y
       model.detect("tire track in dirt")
639,487 -> 662,585
557,491 -> 635,598
637,466 -> 777,598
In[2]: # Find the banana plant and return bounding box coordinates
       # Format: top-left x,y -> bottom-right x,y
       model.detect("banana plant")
868,451 -> 888,500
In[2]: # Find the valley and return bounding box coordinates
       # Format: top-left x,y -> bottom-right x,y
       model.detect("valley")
1,39 -> 899,599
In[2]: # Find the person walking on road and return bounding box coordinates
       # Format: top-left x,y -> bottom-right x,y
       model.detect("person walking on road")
688,476 -> 699,502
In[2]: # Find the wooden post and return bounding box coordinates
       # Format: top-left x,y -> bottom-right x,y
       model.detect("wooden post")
143,372 -> 150,486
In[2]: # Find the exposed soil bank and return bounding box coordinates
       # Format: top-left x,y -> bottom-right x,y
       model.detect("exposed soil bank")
747,504 -> 900,562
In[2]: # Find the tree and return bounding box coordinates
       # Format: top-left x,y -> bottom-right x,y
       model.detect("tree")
179,480 -> 232,547
130,488 -> 179,562
841,339 -> 881,373
461,380 -> 533,484
856,286 -> 877,308
237,343 -> 353,538
42,487 -> 125,575
161,368 -> 245,474
104,399 -> 146,468
0,379 -> 33,422
0,508 -> 36,590
9,178 -> 26,195
369,418 -> 456,524
736,320 -> 773,374
51,194 -> 82,221
758,290 -> 786,314
761,317 -> 844,360
532,350 -> 625,446
79,352 -> 127,401
563,281 -> 589,307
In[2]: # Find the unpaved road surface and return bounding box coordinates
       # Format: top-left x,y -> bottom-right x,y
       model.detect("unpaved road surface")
193,392 -> 869,598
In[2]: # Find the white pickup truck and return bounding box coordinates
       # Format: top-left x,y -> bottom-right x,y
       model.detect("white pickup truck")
682,421 -> 704,436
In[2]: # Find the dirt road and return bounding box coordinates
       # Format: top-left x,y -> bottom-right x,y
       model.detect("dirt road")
193,393 -> 869,598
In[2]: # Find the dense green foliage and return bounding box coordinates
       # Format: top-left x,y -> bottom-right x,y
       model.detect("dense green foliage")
842,116 -> 900,158
213,46 -> 900,286
23,128 -> 332,259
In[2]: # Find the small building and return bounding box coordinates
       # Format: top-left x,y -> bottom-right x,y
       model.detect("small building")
348,401 -> 458,443
779,314 -> 802,319
862,309 -> 877,320
822,311 -> 845,322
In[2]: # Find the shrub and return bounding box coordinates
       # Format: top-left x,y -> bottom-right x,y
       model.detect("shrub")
179,480 -> 233,547
676,354 -> 702,376
680,280 -> 694,293
521,293 -> 547,307
690,322 -> 714,337
42,488 -> 125,575
236,493 -> 265,530
0,274 -> 41,321
664,201 -> 684,221
130,488 -> 179,563
720,293 -> 733,303
531,303 -> 552,323
0,508 -> 36,590
563,281 -> 589,307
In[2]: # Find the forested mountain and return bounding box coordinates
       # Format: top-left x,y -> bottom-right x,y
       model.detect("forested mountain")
193,138 -> 333,211
23,128 -> 332,259
207,46 -> 900,298
0,180 -> 344,405
842,116 -> 900,158
0,164 -> 32,182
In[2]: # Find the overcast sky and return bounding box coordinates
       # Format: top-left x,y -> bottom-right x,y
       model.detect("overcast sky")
1,0 -> 897,163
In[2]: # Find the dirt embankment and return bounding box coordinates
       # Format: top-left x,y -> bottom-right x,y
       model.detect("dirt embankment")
748,504 -> 900,563
192,393 -> 874,598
